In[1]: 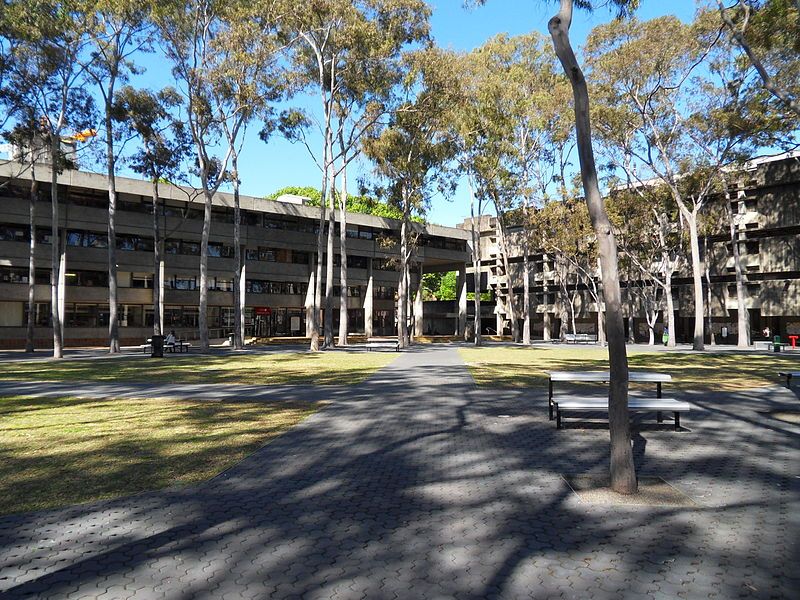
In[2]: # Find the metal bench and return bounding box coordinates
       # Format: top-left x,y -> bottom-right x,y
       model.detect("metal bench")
365,338 -> 400,352
546,371 -> 672,420
564,333 -> 598,344
778,371 -> 800,388
554,396 -> 691,430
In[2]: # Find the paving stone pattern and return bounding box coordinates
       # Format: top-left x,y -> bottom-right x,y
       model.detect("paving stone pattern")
0,346 -> 798,599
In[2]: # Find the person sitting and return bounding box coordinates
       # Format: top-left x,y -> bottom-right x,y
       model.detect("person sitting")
164,330 -> 177,346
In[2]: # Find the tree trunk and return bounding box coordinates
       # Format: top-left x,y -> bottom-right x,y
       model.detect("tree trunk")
724,185 -> 750,347
469,180 -> 482,346
25,155 -> 37,353
496,214 -> 520,343
311,174 -> 327,352
338,168 -> 349,347
522,250 -> 531,345
664,270 -> 677,348
398,187 -> 410,348
686,211 -> 705,350
152,179 -> 162,336
323,178 -> 335,348
198,185 -> 212,351
105,98 -> 120,353
50,136 -> 63,359
549,0 -> 636,494
704,237 -> 715,346
232,154 -> 243,350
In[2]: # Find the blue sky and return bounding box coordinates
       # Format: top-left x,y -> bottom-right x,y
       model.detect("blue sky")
116,1 -> 698,227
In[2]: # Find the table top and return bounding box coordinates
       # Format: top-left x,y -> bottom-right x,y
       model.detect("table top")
546,371 -> 672,382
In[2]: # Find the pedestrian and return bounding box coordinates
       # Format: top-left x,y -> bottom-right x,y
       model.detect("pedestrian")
662,326 -> 669,346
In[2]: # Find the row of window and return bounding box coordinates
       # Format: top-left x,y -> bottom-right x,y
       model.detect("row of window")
23,302 -> 241,329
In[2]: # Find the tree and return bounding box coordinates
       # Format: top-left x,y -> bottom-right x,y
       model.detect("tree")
82,1 -> 151,354
546,0 -> 640,494
155,0 -> 242,351
2,0 -> 95,359
281,0 -> 430,350
113,85 -> 190,336
717,0 -> 799,119
363,48 -> 459,349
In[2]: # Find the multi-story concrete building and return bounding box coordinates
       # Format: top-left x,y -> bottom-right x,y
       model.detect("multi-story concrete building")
0,163 -> 470,349
461,154 -> 800,345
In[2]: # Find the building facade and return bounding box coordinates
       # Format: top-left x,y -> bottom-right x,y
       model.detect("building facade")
0,163 -> 470,349
461,154 -> 800,345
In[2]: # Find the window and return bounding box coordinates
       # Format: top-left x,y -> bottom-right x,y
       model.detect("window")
165,239 -> 181,255
246,248 -> 259,261
208,243 -> 234,258
181,241 -> 200,256
182,306 -> 199,327
259,247 -> 276,262
745,240 -> 760,255
292,251 -> 310,265
0,224 -> 30,242
24,302 -> 51,327
64,270 -> 108,287
172,276 -> 197,290
347,255 -> 368,269
131,273 -> 154,289
120,305 -> 144,328
212,278 -> 234,291
0,267 -> 29,284
348,286 -> 361,297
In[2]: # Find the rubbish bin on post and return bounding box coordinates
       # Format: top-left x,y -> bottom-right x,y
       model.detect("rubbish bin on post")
773,335 -> 781,353
151,334 -> 164,358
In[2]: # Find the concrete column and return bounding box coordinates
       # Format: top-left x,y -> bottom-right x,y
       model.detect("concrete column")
543,311 -> 552,341
305,258 -> 315,337
457,263 -> 467,337
414,264 -> 424,337
364,260 -> 374,338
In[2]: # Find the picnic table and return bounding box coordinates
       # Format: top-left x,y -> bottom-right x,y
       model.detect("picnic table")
778,371 -> 800,388
365,337 -> 400,352
140,338 -> 191,354
546,370 -> 687,430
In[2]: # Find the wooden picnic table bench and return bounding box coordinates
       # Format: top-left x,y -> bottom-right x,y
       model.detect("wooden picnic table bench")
778,371 -> 800,388
553,396 -> 691,430
140,338 -> 191,354
546,370 -> 673,420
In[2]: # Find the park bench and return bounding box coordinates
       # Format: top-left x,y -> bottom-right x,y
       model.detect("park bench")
564,333 -> 598,344
546,370 -> 672,420
553,396 -> 691,430
778,371 -> 800,388
365,337 -> 400,352
754,340 -> 787,351
139,338 -> 191,354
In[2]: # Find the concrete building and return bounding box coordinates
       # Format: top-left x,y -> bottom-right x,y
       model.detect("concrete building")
0,163 -> 470,349
461,154 -> 800,345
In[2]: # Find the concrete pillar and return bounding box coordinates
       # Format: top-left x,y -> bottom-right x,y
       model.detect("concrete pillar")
305,259 -> 315,337
543,311 -> 552,341
364,259 -> 374,338
414,264 -> 424,337
457,263 -> 467,337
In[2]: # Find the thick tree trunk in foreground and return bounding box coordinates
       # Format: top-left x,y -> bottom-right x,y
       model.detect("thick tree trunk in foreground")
323,183 -> 335,348
397,188 -> 410,349
25,158 -> 38,353
549,0 -> 636,494
664,270 -> 677,348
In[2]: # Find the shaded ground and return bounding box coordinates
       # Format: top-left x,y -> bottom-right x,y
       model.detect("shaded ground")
460,344 -> 800,391
0,346 -> 797,599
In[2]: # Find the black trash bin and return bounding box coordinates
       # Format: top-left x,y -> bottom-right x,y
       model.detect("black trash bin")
151,334 -> 165,358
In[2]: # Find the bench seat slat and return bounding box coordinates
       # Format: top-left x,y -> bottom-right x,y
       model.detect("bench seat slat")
555,399 -> 690,412
547,371 -> 672,382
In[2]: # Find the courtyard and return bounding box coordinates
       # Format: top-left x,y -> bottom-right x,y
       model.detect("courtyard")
0,344 -> 797,599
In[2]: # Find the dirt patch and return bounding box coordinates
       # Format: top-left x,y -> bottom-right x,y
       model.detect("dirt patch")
765,410 -> 800,424
563,475 -> 698,507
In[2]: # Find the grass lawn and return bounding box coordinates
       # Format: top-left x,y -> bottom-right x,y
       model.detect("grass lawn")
0,395 -> 319,516
459,345 -> 800,391
0,351 -> 397,386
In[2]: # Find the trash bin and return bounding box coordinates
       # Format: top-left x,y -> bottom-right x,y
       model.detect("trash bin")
151,334 -> 164,358
773,335 -> 781,353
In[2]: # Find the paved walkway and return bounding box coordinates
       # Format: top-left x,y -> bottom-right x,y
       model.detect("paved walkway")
0,347 -> 798,599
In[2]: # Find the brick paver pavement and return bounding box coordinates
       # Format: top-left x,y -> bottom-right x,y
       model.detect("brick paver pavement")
0,346 -> 798,599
